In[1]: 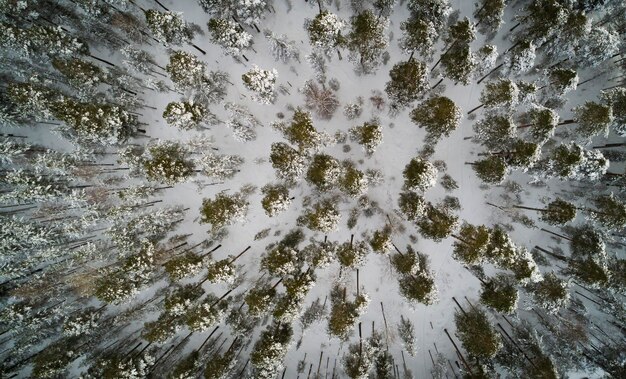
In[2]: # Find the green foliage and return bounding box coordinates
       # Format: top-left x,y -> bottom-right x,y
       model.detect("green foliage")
281,109 -> 321,151
416,203 -> 459,241
454,307 -> 502,359
142,312 -> 178,343
261,184 -> 291,216
441,43 -> 475,85
143,142 -> 194,184
573,101 -> 613,139
349,121 -> 383,155
306,154 -> 341,191
369,226 -> 392,254
339,162 -> 368,198
403,157 -> 437,192
301,198 -> 340,232
472,156 -> 508,184
336,240 -> 369,268
540,199 -> 576,225
530,272 -> 569,313
479,274 -> 518,313
328,285 -> 369,340
452,223 -> 491,265
245,284 -> 277,316
270,142 -> 306,181
590,193 -> 626,229
199,192 -> 248,231
398,191 -> 427,221
410,96 -> 461,142
385,59 -> 428,106
346,9 -> 388,72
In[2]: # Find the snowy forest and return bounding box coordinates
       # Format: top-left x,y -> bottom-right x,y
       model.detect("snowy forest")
0,0 -> 625,377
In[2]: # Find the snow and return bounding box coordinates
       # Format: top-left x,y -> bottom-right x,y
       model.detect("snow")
1,0 -> 623,378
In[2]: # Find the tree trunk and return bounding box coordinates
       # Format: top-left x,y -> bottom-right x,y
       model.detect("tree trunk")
539,228 -> 572,241
228,245 -> 251,264
467,103 -> 484,114
443,329 -> 473,375
431,78 -> 444,90
477,62 -> 504,84
451,297 -> 466,316
190,43 -> 206,55
534,246 -> 567,261
152,0 -> 169,11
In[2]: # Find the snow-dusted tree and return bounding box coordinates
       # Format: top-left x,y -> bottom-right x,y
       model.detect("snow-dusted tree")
196,152 -> 243,181
394,248 -> 438,305
470,156 -> 508,184
474,44 -> 498,78
143,141 -> 195,185
273,269 -> 316,321
576,27 -> 619,67
261,245 -> 301,277
85,351 -> 155,378
402,157 -> 438,192
601,87 -> 626,136
469,79 -> 519,114
328,285 -> 369,340
302,239 -> 336,269
0,24 -> 89,59
185,293 -> 229,331
474,0 -> 505,35
399,16 -> 437,60
346,10 -> 389,73
439,42 -> 476,85
251,322 -> 292,379
144,10 -> 195,46
349,121 -> 383,155
261,183 -> 292,217
305,11 -> 346,56
588,193 -> 626,230
398,191 -> 427,221
224,102 -> 261,142
454,306 -> 502,359
407,0 -> 452,31
270,142 -> 306,182
545,68 -> 578,96
301,81 -> 339,120
494,139 -> 541,171
121,46 -> 160,75
245,283 -> 278,316
385,59 -> 428,108
264,29 -> 300,63
242,65 -> 278,104
369,226 -> 392,254
306,50 -> 328,82
200,191 -> 248,231
52,58 -> 106,95
166,50 -> 207,91
410,96 -> 461,142
300,198 -> 340,233
416,202 -> 459,241
473,113 -> 516,150
564,101 -> 614,140
207,18 -> 253,56
397,315 -> 416,356
342,336 -> 378,378
274,108 -> 328,152
339,162 -> 368,198
306,154 -> 342,191
336,239 -> 369,268
522,105 -> 559,144
540,142 -> 608,181
480,274 -> 518,314
51,98 -> 138,145
164,284 -> 204,316
163,101 -> 212,130
451,223 -> 491,265
528,272 -> 569,314
344,98 -> 364,120
164,252 -> 204,281
502,40 -> 536,76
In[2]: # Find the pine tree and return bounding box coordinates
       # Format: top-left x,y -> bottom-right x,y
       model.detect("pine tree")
416,202 -> 459,241
196,152 -> 244,180
301,80 -> 340,120
208,18 -> 253,56
474,0 -> 505,35
522,105 -> 559,144
503,40 -> 536,76
261,184 -> 292,217
479,274 -> 518,314
469,79 -> 519,114
142,141 -> 195,184
166,50 -> 207,91
349,121 -> 383,155
398,191 -> 427,221
569,101 -> 614,139
336,239 -> 369,268
588,193 -> 626,230
306,154 -> 342,191
163,101 -> 211,130
251,322 -> 293,379
399,17 -> 437,59
276,108 -> 326,152
269,142 -> 306,182
601,87 -> 626,136
241,65 -> 278,104
470,156 -> 508,184
328,285 -> 369,340
452,223 -> 491,265
397,315 -> 416,356
385,59 -> 428,107
440,43 -> 476,85
144,10 -> 195,46
410,96 -> 461,142
540,142 -> 608,181
339,162 -> 368,198
346,10 -> 389,73
529,272 -> 569,313
200,192 -> 248,231
407,0 -> 452,32
402,157 -> 438,192
301,198 -> 341,232
306,11 -> 346,55
264,29 -> 300,63
454,306 -> 502,359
